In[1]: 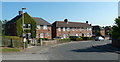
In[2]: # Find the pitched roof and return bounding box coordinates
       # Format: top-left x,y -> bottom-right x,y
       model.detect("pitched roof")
6,14 -> 22,24
54,21 -> 91,28
32,17 -> 51,25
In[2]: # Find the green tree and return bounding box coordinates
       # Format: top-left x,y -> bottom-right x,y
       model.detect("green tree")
0,20 -> 2,36
112,18 -> 120,39
96,31 -> 102,36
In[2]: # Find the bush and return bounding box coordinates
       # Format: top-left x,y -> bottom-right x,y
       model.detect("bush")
69,36 -> 80,41
76,38 -> 83,41
1,36 -> 22,48
81,37 -> 93,40
57,38 -> 70,43
112,18 -> 120,39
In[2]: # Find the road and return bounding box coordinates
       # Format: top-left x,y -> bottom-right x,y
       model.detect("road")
2,40 -> 119,60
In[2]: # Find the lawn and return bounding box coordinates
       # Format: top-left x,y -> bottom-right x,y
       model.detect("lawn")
0,48 -> 21,52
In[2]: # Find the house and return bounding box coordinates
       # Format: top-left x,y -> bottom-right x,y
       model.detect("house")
52,19 -> 92,38
92,25 -> 105,37
5,11 -> 37,39
33,17 -> 52,39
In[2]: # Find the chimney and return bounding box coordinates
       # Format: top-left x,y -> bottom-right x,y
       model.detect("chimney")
90,24 -> 92,26
86,21 -> 88,24
64,19 -> 68,24
118,16 -> 120,18
19,11 -> 23,15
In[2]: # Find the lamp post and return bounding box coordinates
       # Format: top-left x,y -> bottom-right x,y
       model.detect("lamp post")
22,8 -> 26,49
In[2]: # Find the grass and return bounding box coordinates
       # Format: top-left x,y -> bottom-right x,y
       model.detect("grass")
0,48 -> 21,52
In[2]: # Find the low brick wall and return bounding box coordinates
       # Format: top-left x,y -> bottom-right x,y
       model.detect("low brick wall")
112,39 -> 120,48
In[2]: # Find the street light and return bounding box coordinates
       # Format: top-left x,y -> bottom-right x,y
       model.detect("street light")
22,7 -> 26,49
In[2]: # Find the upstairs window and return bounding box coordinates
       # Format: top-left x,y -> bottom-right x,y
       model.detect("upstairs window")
63,27 -> 65,31
43,25 -> 47,30
58,27 -> 61,31
72,28 -> 74,31
23,24 -> 31,29
28,24 -> 31,28
67,27 -> 70,31
89,28 -> 92,30
37,25 -> 40,29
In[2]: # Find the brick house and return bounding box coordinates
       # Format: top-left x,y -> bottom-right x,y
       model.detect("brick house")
33,17 -> 52,39
5,11 -> 52,39
52,19 -> 92,38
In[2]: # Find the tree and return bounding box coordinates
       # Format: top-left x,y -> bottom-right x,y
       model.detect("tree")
96,31 -> 102,36
0,20 -> 2,36
112,18 -> 120,39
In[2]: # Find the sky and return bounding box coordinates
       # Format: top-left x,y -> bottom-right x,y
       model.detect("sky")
2,2 -> 118,26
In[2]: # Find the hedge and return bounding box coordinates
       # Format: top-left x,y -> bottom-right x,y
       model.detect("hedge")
1,36 -> 23,48
57,38 -> 71,43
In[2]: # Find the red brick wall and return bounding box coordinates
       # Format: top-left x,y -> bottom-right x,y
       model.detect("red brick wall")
36,25 -> 52,39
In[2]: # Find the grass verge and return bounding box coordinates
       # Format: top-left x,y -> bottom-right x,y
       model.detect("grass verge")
0,48 -> 21,52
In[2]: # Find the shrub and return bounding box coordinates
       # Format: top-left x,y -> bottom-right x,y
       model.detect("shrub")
1,36 -> 22,48
76,38 -> 83,41
81,37 -> 93,40
57,38 -> 70,43
69,36 -> 80,41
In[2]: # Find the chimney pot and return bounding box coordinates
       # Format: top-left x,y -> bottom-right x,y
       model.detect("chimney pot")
64,19 -> 68,22
86,21 -> 88,24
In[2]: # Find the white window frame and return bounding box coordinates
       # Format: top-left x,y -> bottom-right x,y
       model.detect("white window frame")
72,28 -> 74,31
46,33 -> 50,37
43,25 -> 47,30
67,27 -> 70,31
58,27 -> 61,31
63,27 -> 65,31
37,25 -> 40,29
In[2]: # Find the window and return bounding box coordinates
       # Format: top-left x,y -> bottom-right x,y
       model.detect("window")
46,33 -> 50,37
40,33 -> 44,38
43,25 -> 47,30
72,28 -> 74,31
58,27 -> 61,31
67,27 -> 70,31
23,24 -> 26,28
76,28 -> 78,31
37,25 -> 40,29
89,28 -> 92,30
63,27 -> 65,31
28,24 -> 31,28
23,24 -> 31,28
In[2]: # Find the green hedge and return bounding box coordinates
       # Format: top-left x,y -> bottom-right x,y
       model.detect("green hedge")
81,37 -> 93,40
76,38 -> 83,41
1,36 -> 22,48
57,38 -> 71,43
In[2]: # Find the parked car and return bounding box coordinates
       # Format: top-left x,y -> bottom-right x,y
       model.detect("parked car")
53,36 -> 63,39
95,36 -> 104,41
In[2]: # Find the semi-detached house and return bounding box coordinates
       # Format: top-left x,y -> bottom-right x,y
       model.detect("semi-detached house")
5,11 -> 52,39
